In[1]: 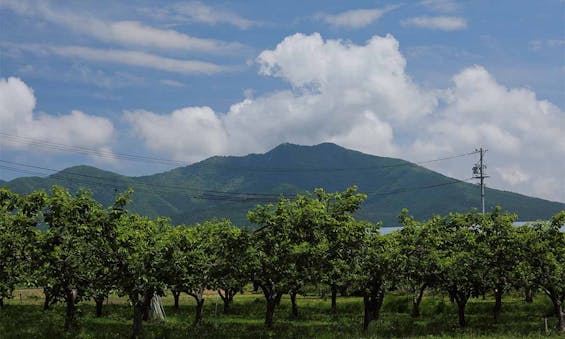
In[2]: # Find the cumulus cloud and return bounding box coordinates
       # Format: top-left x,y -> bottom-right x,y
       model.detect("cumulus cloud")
124,107 -> 228,162
401,16 -> 467,30
0,77 -> 114,155
411,65 -> 564,201
127,33 -> 435,160
126,33 -> 565,202
0,0 -> 242,53
317,6 -> 397,28
495,166 -> 530,185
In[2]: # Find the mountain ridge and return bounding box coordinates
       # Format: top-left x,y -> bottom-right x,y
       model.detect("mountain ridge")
2,143 -> 563,226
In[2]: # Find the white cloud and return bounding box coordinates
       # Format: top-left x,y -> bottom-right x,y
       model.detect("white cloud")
401,16 -> 467,30
166,2 -> 260,29
125,33 -> 565,202
411,65 -> 564,201
0,0 -> 242,53
10,43 -> 232,75
50,46 -> 232,75
0,77 -> 114,154
495,166 -> 530,185
420,0 -> 460,13
124,107 -> 228,162
159,79 -> 185,87
317,7 -> 396,28
529,39 -> 565,51
127,33 -> 436,159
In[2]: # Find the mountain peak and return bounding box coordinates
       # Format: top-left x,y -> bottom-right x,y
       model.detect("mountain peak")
52,165 -> 124,179
265,142 -> 348,155
3,142 -> 563,227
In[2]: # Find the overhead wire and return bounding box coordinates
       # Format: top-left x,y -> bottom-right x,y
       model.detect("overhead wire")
0,159 -> 280,198
0,132 -> 186,166
0,131 -> 477,172
0,163 -> 276,203
0,156 -> 476,202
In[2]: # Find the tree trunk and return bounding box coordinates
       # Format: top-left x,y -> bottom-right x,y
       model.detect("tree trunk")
363,293 -> 379,332
554,301 -> 565,332
412,284 -> 426,318
448,290 -> 455,304
455,296 -> 467,327
172,289 -> 181,309
0,297 -> 3,308
43,290 -> 51,310
524,286 -> 533,303
275,292 -> 282,306
265,297 -> 276,328
362,281 -> 384,332
331,285 -> 337,313
546,292 -> 565,332
493,287 -> 503,322
189,292 -> 205,326
374,288 -> 385,320
218,289 -> 235,314
64,289 -> 77,330
132,300 -> 144,339
290,291 -> 299,318
142,291 -> 153,322
260,282 -> 280,328
95,296 -> 105,317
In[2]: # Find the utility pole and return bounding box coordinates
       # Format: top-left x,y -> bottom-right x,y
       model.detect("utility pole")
472,147 -> 488,214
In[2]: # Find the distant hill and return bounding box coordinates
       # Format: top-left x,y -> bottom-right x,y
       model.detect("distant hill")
3,143 -> 564,227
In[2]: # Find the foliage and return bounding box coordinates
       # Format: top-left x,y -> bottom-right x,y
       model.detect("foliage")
112,213 -> 169,337
248,191 -> 335,325
316,187 -> 367,311
0,189 -> 45,306
433,211 -> 485,327
37,186 -> 108,329
517,211 -> 565,331
392,209 -> 442,317
3,143 -> 563,227
0,184 -> 563,336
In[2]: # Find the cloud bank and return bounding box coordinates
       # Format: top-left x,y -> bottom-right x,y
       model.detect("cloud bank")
125,33 -> 564,201
0,77 -> 114,155
0,0 -> 242,53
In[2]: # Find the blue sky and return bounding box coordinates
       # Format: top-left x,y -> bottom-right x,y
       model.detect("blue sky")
0,0 -> 563,203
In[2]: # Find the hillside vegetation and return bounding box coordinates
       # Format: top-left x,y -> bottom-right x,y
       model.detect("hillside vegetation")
3,143 -> 564,226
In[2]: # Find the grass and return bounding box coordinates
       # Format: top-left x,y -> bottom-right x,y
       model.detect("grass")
0,289 -> 561,338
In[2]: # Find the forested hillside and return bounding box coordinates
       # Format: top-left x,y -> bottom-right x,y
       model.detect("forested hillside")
3,143 -> 563,226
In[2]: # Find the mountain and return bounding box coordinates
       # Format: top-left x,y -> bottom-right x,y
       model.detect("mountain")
2,143 -> 564,227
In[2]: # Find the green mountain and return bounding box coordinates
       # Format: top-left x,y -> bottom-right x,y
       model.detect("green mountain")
3,143 -> 563,227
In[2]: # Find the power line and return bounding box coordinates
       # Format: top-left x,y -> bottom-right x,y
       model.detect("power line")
0,158 -> 475,201
0,163 -> 278,203
0,132 -> 186,166
0,159 -> 280,198
203,152 -> 477,173
0,131 -> 477,172
367,177 -> 474,196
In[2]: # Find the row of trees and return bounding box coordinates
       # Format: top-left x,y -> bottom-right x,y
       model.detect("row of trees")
0,185 -> 564,338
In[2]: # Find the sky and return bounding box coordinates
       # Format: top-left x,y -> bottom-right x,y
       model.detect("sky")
0,0 -> 563,203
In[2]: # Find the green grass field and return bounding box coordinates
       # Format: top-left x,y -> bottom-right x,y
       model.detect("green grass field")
0,289 -> 561,338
